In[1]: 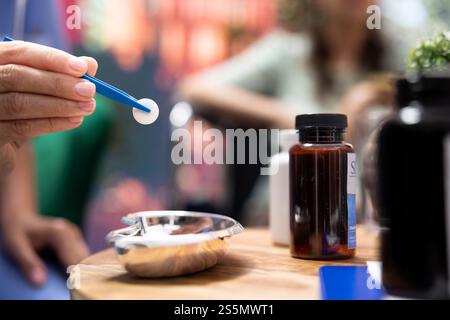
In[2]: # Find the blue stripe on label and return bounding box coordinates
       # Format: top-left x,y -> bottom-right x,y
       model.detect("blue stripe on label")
347,193 -> 356,249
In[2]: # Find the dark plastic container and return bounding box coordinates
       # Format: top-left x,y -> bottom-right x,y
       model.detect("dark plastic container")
378,76 -> 450,299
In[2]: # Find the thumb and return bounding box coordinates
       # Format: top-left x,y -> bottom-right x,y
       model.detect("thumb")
4,229 -> 47,286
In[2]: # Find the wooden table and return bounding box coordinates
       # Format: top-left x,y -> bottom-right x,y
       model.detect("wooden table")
71,227 -> 379,300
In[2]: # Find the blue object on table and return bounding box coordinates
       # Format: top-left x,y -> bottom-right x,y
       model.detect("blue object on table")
2,36 -> 151,113
319,266 -> 385,300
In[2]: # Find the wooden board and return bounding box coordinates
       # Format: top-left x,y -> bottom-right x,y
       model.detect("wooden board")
71,227 -> 379,300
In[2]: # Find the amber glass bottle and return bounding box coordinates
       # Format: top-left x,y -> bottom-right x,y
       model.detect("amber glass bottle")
289,114 -> 356,260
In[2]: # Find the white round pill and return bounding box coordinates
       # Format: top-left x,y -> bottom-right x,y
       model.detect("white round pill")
133,98 -> 159,125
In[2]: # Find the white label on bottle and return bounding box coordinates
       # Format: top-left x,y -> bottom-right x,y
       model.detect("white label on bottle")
443,135 -> 450,297
347,153 -> 357,194
347,153 -> 357,249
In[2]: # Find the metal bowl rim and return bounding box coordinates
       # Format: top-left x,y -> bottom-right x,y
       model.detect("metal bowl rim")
109,210 -> 244,250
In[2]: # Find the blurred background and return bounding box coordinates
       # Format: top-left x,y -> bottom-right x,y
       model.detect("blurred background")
2,0 -> 450,253
63,0 -> 280,251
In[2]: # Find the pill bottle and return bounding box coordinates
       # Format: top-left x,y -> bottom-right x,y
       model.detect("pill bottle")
289,114 -> 356,260
269,129 -> 298,246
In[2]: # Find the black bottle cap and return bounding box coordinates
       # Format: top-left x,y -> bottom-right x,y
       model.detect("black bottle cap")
295,113 -> 348,129
396,75 -> 450,108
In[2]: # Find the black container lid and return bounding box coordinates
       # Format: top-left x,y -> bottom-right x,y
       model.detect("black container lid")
396,75 -> 450,108
295,113 -> 347,129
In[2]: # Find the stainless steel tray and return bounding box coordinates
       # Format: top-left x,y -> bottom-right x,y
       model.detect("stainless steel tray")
106,211 -> 244,277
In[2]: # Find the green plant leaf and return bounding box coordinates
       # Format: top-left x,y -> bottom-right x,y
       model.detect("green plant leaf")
407,32 -> 450,72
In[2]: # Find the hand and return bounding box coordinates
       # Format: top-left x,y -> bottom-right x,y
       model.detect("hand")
337,79 -> 394,143
338,81 -> 393,115
273,110 -> 296,129
0,40 -> 98,176
1,214 -> 90,287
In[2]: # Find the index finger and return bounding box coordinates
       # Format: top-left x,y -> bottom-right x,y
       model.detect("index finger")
3,227 -> 48,286
0,40 -> 89,77
46,219 -> 90,266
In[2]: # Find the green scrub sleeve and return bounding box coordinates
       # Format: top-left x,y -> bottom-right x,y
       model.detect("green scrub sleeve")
33,96 -> 114,227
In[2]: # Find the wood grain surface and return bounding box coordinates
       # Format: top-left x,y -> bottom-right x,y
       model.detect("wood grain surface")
71,227 -> 379,300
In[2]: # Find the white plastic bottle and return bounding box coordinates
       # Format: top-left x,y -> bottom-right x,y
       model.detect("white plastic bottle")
269,129 -> 298,246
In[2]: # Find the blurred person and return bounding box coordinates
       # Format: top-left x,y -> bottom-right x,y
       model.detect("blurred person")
0,0 -> 103,299
178,0 -> 420,224
179,0 -> 391,129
